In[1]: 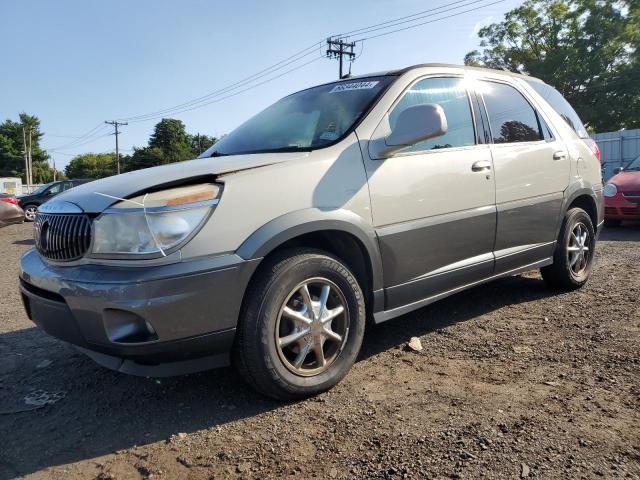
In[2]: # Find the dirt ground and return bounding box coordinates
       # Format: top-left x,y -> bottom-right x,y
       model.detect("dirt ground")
0,221 -> 638,480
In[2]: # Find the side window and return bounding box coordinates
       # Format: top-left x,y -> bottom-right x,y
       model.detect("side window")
389,77 -> 475,152
62,181 -> 74,191
46,183 -> 63,195
526,80 -> 589,138
480,81 -> 543,144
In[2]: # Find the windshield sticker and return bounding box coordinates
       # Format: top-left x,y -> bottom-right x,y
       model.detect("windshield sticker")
329,81 -> 379,93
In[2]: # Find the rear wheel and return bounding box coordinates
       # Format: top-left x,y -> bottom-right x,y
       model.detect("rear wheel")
23,205 -> 38,222
234,248 -> 366,400
541,208 -> 595,290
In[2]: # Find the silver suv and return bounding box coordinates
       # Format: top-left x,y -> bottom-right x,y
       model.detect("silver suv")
20,64 -> 603,399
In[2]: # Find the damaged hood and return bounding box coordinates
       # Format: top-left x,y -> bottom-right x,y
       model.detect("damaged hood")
45,152 -> 308,213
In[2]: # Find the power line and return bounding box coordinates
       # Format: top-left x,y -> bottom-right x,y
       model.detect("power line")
47,123 -> 109,151
124,56 -> 324,123
351,0 -> 506,42
43,0 -> 505,153
49,132 -> 112,153
116,41 -> 324,122
333,0 -> 480,37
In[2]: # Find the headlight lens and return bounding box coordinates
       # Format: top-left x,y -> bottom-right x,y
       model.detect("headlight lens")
603,183 -> 618,197
91,183 -> 220,257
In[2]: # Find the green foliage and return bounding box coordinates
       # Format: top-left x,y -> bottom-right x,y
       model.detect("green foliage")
64,153 -> 118,179
191,133 -> 217,156
148,118 -> 194,164
123,119 -> 218,172
0,113 -> 54,182
465,0 -> 640,131
123,146 -> 164,172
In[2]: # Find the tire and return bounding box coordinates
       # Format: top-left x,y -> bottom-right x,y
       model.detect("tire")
604,219 -> 621,228
541,208 -> 596,290
234,248 -> 366,400
23,205 -> 38,222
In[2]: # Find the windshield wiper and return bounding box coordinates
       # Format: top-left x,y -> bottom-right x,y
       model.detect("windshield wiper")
209,150 -> 227,158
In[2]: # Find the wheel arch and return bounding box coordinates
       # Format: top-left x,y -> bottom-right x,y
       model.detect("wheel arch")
235,209 -> 384,295
562,187 -> 601,230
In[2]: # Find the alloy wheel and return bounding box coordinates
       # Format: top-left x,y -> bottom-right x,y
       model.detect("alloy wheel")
567,222 -> 591,275
275,278 -> 349,377
24,206 -> 37,221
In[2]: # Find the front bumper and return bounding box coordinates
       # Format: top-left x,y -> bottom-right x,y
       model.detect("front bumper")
19,249 -> 260,376
604,193 -> 640,220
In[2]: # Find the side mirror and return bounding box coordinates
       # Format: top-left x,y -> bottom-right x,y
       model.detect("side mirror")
370,103 -> 448,159
613,167 -> 624,175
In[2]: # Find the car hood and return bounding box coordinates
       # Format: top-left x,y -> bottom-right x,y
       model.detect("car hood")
610,171 -> 640,191
43,152 -> 308,213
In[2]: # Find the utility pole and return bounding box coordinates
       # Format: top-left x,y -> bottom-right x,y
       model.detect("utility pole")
22,127 -> 30,191
105,120 -> 128,175
28,128 -> 33,186
326,37 -> 356,79
196,133 -> 202,154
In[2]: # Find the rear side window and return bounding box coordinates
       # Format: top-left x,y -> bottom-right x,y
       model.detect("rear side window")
389,77 -> 475,152
480,81 -> 543,144
526,80 -> 589,138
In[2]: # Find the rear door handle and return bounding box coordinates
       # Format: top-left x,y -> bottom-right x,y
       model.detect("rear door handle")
471,160 -> 492,172
553,150 -> 567,160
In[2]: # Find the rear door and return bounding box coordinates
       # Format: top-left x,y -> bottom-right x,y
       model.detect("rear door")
363,75 -> 497,311
476,79 -> 570,273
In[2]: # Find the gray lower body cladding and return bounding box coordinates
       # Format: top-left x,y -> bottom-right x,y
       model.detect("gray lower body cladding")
19,249 -> 260,375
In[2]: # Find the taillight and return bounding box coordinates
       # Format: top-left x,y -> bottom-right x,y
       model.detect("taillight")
583,138 -> 601,162
1,196 -> 18,205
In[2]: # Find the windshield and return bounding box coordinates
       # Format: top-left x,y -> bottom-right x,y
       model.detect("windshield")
201,76 -> 394,156
30,182 -> 54,195
626,155 -> 640,171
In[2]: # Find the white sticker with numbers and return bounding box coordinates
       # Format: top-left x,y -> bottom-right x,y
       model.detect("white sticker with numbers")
329,81 -> 379,93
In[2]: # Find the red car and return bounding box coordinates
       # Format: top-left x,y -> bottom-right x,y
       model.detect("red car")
604,155 -> 640,226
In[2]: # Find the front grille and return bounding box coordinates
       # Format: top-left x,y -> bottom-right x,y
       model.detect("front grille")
34,213 -> 92,261
605,207 -> 618,215
621,207 -> 640,216
622,192 -> 640,204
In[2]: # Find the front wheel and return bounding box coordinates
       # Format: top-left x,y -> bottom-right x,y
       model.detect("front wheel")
234,248 -> 366,400
541,208 -> 596,290
23,205 -> 38,222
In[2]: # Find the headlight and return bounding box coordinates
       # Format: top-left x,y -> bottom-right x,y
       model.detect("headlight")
603,183 -> 618,197
91,183 -> 221,257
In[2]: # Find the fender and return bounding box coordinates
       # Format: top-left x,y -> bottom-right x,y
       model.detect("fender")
560,181 -> 604,232
235,208 -> 384,291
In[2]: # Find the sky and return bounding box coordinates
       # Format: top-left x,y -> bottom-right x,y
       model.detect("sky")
0,0 -> 523,170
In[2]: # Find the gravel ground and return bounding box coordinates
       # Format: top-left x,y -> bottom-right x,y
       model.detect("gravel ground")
0,221 -> 638,479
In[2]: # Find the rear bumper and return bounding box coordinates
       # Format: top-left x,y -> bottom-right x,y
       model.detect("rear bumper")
0,204 -> 25,227
19,249 -> 260,376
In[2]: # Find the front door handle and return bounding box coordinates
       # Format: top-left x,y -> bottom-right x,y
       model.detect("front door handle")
553,150 -> 568,160
471,160 -> 492,172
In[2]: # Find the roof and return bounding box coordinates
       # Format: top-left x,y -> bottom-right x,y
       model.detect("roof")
342,63 -> 544,84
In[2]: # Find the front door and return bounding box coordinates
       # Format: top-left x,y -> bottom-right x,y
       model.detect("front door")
476,79 -> 570,273
363,76 -> 497,311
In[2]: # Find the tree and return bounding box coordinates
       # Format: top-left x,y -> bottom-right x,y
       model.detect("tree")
65,153 -> 117,179
122,119 -> 217,172
465,0 -> 639,132
148,118 -> 193,164
190,133 -> 217,156
123,146 -> 164,172
0,113 -> 54,183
